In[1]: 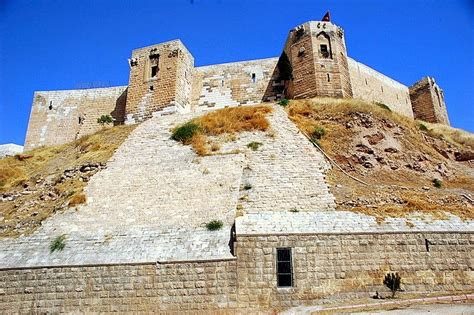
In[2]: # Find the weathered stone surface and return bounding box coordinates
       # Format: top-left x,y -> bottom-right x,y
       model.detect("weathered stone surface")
24,86 -> 127,150
1,112 -> 243,268
410,77 -> 449,125
24,19 -> 450,148
0,143 -> 23,158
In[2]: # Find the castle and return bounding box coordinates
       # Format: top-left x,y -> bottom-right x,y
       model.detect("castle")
24,15 -> 450,150
1,15 -> 472,313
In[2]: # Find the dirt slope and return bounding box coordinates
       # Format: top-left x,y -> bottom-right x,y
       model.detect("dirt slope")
0,125 -> 135,237
286,98 -> 474,222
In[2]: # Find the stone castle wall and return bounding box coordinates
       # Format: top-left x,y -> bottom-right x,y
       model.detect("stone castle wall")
409,77 -> 450,125
348,58 -> 414,118
24,86 -> 127,151
191,57 -> 280,111
124,40 -> 194,124
1,232 -> 472,313
23,20 -> 450,148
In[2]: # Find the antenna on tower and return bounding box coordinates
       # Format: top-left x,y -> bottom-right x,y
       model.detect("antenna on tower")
322,11 -> 331,22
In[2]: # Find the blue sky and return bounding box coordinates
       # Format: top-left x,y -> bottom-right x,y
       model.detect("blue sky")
0,0 -> 473,145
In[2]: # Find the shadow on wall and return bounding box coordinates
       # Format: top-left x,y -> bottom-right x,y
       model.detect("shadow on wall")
111,88 -> 128,125
262,53 -> 292,102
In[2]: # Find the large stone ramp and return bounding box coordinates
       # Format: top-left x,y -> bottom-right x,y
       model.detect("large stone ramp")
0,113 -> 244,268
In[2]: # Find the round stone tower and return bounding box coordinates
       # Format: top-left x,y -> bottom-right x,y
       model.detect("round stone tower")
279,14 -> 353,99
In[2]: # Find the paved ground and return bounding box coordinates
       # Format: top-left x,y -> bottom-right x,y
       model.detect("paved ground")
354,303 -> 474,314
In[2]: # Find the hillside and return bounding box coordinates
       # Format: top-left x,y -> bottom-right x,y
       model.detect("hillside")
286,98 -> 474,222
0,125 -> 136,237
1,98 -> 473,238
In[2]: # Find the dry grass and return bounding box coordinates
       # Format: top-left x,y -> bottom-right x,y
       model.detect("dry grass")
175,105 -> 272,155
68,193 -> 86,207
0,125 -> 135,237
422,121 -> 474,149
287,97 -> 474,221
0,125 -> 135,193
196,105 -> 272,135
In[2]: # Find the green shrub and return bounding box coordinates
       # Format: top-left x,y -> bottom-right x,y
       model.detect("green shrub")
376,102 -> 392,111
383,272 -> 402,298
311,126 -> 326,140
243,183 -> 252,190
432,178 -> 442,188
97,114 -> 113,125
247,141 -> 263,151
289,208 -> 299,213
206,220 -> 223,231
171,122 -> 201,144
278,99 -> 289,107
419,123 -> 429,132
50,235 -> 66,253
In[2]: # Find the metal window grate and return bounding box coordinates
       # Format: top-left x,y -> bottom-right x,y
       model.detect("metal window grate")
276,248 -> 293,287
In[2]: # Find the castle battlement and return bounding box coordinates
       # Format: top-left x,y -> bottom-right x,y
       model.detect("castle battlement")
24,15 -> 449,150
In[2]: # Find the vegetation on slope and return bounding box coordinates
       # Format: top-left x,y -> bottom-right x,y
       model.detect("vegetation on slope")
0,125 -> 136,237
286,98 -> 474,222
172,105 -> 272,155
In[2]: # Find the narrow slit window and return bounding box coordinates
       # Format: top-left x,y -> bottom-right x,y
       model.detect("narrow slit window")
365,78 -> 368,85
149,52 -> 160,79
327,73 -> 330,82
151,65 -> 158,78
320,44 -> 329,58
276,248 -> 293,287
252,73 -> 256,83
49,101 -> 53,110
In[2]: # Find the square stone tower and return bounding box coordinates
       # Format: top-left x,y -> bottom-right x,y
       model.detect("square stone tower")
409,77 -> 450,125
125,40 -> 194,124
279,19 -> 352,99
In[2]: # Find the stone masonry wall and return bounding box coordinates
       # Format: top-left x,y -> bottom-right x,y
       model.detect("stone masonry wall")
125,40 -> 194,124
2,232 -> 471,313
235,232 -> 473,309
308,21 -> 353,98
0,260 -> 237,313
348,58 -> 414,118
281,21 -> 352,100
409,77 -> 450,125
191,58 -> 280,111
24,86 -> 127,151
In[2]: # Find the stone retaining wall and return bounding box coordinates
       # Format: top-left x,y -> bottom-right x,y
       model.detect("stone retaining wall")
0,260 -> 237,313
1,232 -> 472,313
235,232 -> 473,309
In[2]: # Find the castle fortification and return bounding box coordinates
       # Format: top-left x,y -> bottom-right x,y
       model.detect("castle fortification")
24,16 -> 449,149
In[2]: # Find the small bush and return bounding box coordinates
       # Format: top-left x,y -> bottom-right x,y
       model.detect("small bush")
97,115 -> 113,125
206,220 -> 223,231
289,208 -> 299,213
311,126 -> 326,140
432,178 -> 442,188
243,183 -> 252,190
383,272 -> 402,298
247,141 -> 263,151
50,235 -> 66,253
419,123 -> 429,132
171,122 -> 201,144
375,102 -> 392,111
278,99 -> 289,107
